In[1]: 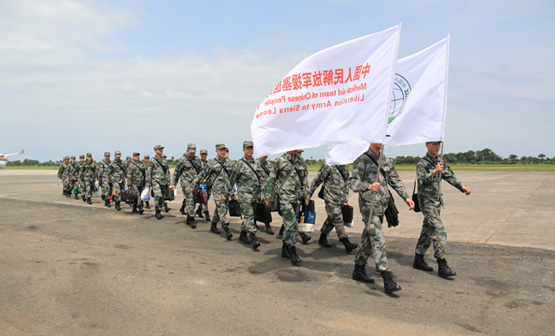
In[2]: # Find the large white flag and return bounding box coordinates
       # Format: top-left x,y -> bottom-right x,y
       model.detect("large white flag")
385,35 -> 450,148
326,36 -> 450,163
251,25 -> 401,161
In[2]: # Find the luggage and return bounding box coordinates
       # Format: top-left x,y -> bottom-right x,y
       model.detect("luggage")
255,201 -> 272,223
342,204 -> 354,228
228,198 -> 241,217
298,199 -> 316,233
197,185 -> 208,204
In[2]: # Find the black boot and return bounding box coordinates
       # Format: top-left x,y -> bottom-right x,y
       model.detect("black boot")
281,242 -> 291,259
115,201 -> 121,211
352,264 -> 374,283
179,200 -> 186,215
264,222 -> 274,235
210,221 -> 221,234
187,216 -> 196,229
318,233 -> 332,247
86,198 -> 92,205
300,232 -> 311,245
437,258 -> 457,278
137,201 -> 144,215
340,237 -> 358,254
105,199 -> 111,208
223,226 -> 233,240
155,209 -> 163,220
82,195 -> 86,202
277,225 -> 284,239
145,201 -> 150,209
413,253 -> 433,271
164,202 -> 170,213
288,245 -> 302,265
239,230 -> 251,245
204,211 -> 211,222
101,195 -> 105,201
75,193 -> 79,200
132,202 -> 138,213
249,232 -> 260,250
196,205 -> 203,218
381,271 -> 401,293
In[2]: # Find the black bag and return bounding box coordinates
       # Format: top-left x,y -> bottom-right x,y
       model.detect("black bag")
412,181 -> 421,212
342,204 -> 353,223
121,189 -> 135,204
270,194 -> 280,212
255,201 -> 272,223
317,186 -> 325,199
301,199 -> 315,212
229,199 -> 241,217
385,191 -> 399,228
163,186 -> 174,201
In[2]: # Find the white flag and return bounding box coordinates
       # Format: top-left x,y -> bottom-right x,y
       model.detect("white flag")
385,36 -> 450,148
251,25 -> 402,162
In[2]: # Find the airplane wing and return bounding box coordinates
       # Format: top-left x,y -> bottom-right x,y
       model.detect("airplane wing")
5,149 -> 24,157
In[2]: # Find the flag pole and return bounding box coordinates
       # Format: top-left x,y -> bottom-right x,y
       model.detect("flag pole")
437,141 -> 444,201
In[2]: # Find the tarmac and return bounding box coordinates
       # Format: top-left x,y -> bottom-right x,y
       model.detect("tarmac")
0,170 -> 553,335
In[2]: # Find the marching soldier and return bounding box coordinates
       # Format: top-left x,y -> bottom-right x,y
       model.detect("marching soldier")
146,145 -> 173,220
229,141 -> 265,250
98,152 -> 112,207
308,162 -> 358,253
75,155 -> 85,200
349,143 -> 414,294
254,155 -> 274,235
126,152 -> 145,214
161,154 -> 171,212
57,156 -> 71,197
195,149 -> 211,221
172,144 -> 203,229
413,141 -> 471,278
265,149 -> 309,265
196,144 -> 234,239
109,150 -> 127,211
68,156 -> 80,199
143,155 -> 151,209
79,153 -> 98,205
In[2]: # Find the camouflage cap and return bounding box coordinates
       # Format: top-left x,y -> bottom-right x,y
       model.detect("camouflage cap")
115,150 -> 121,157
104,152 -> 110,156
297,149 -> 304,153
215,144 -> 227,150
154,145 -> 164,150
144,155 -> 150,159
187,143 -> 196,153
200,149 -> 208,155
126,156 -> 131,161
70,155 -> 76,159
133,152 -> 140,156
64,156 -> 69,160
79,154 -> 85,159
243,141 -> 253,148
86,153 -> 92,157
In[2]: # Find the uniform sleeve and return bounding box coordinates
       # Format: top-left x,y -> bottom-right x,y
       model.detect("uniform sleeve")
265,159 -> 279,201
349,158 -> 370,193
57,166 -> 63,179
441,163 -> 464,192
387,165 -> 410,200
172,161 -> 182,186
308,165 -> 327,198
228,160 -> 241,193
417,161 -> 435,187
145,164 -> 152,186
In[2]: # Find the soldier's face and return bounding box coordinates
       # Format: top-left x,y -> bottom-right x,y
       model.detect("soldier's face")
260,155 -> 267,162
426,142 -> 441,156
71,159 -> 75,163
115,156 -> 121,161
87,157 -> 92,161
134,155 -> 140,162
216,149 -> 226,159
80,158 -> 84,162
144,159 -> 150,163
200,154 -> 207,160
187,151 -> 195,158
243,147 -> 253,159
105,155 -> 110,160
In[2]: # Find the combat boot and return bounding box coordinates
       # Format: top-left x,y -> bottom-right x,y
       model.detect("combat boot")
196,205 -> 203,218
115,201 -> 121,211
163,202 -> 171,213
203,211 -> 211,222
210,221 -> 221,234
86,198 -> 92,205
300,232 -> 311,245
413,253 -> 433,271
277,225 -> 284,239
145,201 -> 151,209
75,193 -> 79,200
281,242 -> 291,259
249,232 -> 260,250
179,200 -> 186,215
381,271 -> 401,293
239,230 -> 251,245
137,203 -> 144,215
340,237 -> 358,253
105,199 -> 111,207
437,258 -> 457,278
82,195 -> 86,202
132,202 -> 138,213
223,226 -> 233,240
352,264 -> 374,284
155,209 -> 163,220
187,216 -> 196,229
101,195 -> 105,201
264,222 -> 274,235
318,233 -> 332,247
288,245 -> 302,266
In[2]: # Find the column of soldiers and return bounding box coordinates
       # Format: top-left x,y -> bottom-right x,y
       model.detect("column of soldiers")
56,140 -> 470,295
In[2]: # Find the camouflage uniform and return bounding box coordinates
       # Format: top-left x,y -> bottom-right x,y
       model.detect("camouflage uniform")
173,144 -> 203,219
308,163 -> 350,239
198,151 -> 210,215
98,153 -> 112,201
265,152 -> 309,247
68,157 -> 80,197
196,145 -> 233,230
415,152 -> 464,259
109,152 -> 127,203
57,157 -> 71,196
349,149 -> 409,272
79,154 -> 98,202
229,152 -> 264,234
127,153 -> 146,213
146,151 -> 171,212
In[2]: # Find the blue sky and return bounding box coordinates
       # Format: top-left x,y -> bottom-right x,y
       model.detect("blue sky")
1,0 -> 554,161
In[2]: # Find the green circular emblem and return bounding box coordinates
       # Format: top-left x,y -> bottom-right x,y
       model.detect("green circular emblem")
389,73 -> 411,124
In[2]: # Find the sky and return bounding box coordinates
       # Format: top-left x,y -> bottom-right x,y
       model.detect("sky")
1,0 -> 554,161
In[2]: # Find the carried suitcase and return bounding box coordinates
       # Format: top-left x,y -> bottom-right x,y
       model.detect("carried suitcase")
298,199 -> 316,233
255,201 -> 272,223
342,204 -> 354,228
228,199 -> 241,217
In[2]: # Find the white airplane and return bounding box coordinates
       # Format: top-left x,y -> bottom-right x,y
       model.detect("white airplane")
0,149 -> 24,169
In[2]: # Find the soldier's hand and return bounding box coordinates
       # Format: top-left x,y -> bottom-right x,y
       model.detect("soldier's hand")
260,196 -> 265,202
221,195 -> 227,202
190,188 -> 194,192
433,162 -> 444,175
305,199 -> 309,205
170,185 -> 176,191
344,199 -> 349,205
405,198 -> 415,210
462,186 -> 471,195
368,182 -> 381,192
266,201 -> 271,207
